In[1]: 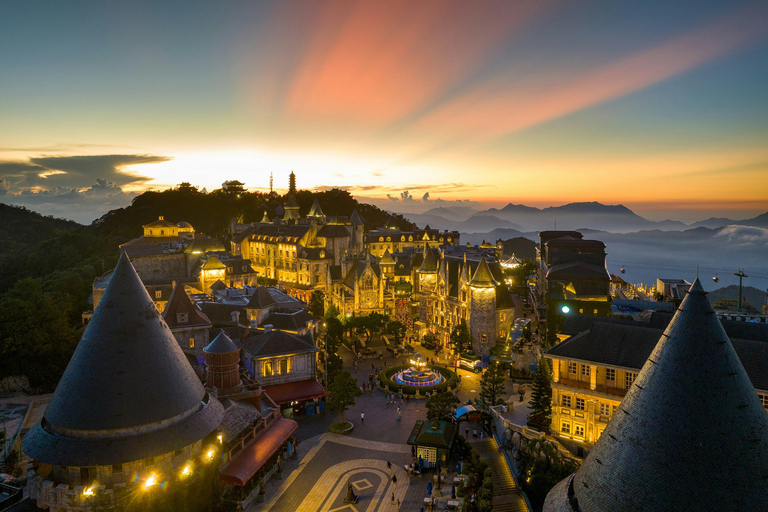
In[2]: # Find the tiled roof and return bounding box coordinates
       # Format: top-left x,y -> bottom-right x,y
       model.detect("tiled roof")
163,284 -> 212,329
259,310 -> 316,332
558,278 -> 768,510
469,256 -> 498,288
204,331 -> 239,354
546,261 -> 610,281
242,330 -> 317,358
246,287 -> 276,309
317,224 -> 350,238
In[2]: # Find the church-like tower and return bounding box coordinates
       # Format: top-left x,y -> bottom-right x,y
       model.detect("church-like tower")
468,255 -> 497,356
543,278 -> 768,511
24,253 -> 224,511
283,171 -> 300,222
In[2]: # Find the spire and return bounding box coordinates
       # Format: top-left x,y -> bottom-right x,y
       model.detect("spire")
418,245 -> 438,273
23,253 -> 223,466
350,209 -> 364,226
288,171 -> 296,194
308,198 -> 324,217
380,249 -> 394,264
469,255 -> 498,288
269,172 -> 273,194
545,278 -> 768,511
260,209 -> 270,223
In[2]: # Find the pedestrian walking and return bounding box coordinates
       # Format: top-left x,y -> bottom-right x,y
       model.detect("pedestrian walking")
392,475 -> 398,488
480,430 -> 484,440
396,498 -> 401,509
387,461 -> 392,474
391,492 -> 395,504
361,412 -> 365,423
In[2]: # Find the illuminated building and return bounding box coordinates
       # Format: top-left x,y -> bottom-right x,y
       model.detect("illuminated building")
23,253 -> 224,511
543,279 -> 768,511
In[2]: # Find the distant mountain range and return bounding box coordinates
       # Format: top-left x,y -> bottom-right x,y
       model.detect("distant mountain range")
402,202 -> 768,234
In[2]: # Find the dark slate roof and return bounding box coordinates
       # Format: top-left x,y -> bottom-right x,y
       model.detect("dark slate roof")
23,253 -> 223,466
259,310 -> 316,332
232,225 -> 257,245
307,198 -> 324,217
469,256 -> 498,288
200,302 -> 249,328
418,246 -> 438,273
546,261 -> 610,281
350,209 -> 364,226
380,249 -> 395,264
120,235 -> 184,247
204,331 -> 240,354
210,279 -> 228,291
560,314 -> 647,337
241,330 -> 317,358
329,265 -> 343,281
163,284 -> 212,329
407,420 -> 456,449
246,286 -> 276,309
550,279 -> 768,511
317,224 -> 350,238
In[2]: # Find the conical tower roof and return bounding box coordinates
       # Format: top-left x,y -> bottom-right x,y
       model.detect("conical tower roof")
23,253 -> 223,466
204,331 -> 239,354
350,209 -> 363,226
308,198 -> 324,217
260,210 -> 270,223
545,279 -> 768,511
469,256 -> 498,288
418,246 -> 438,273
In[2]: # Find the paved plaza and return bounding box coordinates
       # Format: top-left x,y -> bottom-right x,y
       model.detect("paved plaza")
250,344 -> 530,511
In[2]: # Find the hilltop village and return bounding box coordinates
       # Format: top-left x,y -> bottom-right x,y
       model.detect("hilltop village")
1,174 -> 767,512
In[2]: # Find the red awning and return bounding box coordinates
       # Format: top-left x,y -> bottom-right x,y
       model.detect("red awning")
263,379 -> 326,406
219,418 -> 298,486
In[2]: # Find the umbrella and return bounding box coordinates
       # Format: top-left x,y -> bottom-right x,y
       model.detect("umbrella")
427,481 -> 433,495
452,484 -> 456,499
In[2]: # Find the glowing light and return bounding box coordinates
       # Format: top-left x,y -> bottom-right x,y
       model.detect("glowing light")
217,434 -> 223,444
204,446 -> 217,463
561,306 -> 570,314
180,464 -> 193,479
83,486 -> 95,497
143,474 -> 158,490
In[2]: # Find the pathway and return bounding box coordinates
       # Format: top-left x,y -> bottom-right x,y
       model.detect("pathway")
470,438 -> 529,512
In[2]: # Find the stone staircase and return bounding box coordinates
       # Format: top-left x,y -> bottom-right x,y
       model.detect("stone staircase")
471,438 -> 530,512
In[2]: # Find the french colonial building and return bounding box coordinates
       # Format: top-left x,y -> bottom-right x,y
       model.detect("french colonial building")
543,279 -> 768,511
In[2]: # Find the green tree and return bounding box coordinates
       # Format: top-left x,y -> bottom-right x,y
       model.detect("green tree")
528,357 -> 553,428
425,391 -> 460,421
324,303 -> 340,320
480,361 -> 506,408
326,371 -> 362,426
385,320 -> 406,344
323,317 -> 345,385
450,320 -> 472,355
308,290 -> 325,317
348,312 -> 388,345
510,258 -> 538,287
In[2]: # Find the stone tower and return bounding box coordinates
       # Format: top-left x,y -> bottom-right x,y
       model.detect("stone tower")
283,171 -> 300,222
417,245 -> 439,323
468,255 -> 498,356
23,253 -> 223,511
543,279 -> 768,511
204,332 -> 243,396
349,209 -> 365,256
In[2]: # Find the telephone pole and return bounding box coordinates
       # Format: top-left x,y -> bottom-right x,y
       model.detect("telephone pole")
734,269 -> 748,312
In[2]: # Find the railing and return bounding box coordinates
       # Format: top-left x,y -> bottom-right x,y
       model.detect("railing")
555,378 -> 626,398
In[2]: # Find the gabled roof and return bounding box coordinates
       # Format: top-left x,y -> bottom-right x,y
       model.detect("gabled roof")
204,331 -> 240,354
548,279 -> 768,510
163,284 -> 212,329
469,256 -> 498,288
23,253 -> 223,466
202,256 -> 226,270
241,330 -> 317,358
246,287 -> 276,309
259,309 -> 316,332
317,224 -> 350,238
210,279 -> 228,291
380,249 -> 395,264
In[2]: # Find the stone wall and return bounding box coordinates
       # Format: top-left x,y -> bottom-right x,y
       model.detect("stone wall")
469,287 -> 496,356
174,328 -> 210,358
132,253 -> 189,283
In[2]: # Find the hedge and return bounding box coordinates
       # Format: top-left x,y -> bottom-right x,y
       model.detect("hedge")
377,364 -> 459,396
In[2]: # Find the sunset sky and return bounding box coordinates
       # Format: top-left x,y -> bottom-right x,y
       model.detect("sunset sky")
1,0 -> 768,223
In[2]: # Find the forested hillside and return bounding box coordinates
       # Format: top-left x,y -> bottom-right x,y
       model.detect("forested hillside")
0,184 -> 412,392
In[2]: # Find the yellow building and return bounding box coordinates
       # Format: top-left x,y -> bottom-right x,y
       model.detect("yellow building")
545,314 -> 768,453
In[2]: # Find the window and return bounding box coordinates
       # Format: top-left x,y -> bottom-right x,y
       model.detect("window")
760,394 -> 768,410
581,364 -> 590,377
561,422 -> 571,434
264,361 -> 273,377
574,424 -> 585,437
176,312 -> 188,323
606,368 -> 616,382
600,403 -> 611,416
561,395 -> 571,408
575,398 -> 585,410
568,362 -> 577,374
80,467 -> 94,484
189,337 -> 195,348
625,372 -> 637,389
155,290 -> 162,299
280,359 -> 288,374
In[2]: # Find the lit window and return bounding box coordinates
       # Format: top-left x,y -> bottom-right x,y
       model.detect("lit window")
606,368 -> 616,382
561,395 -> 571,408
759,394 -> 768,410
625,372 -> 637,389
189,337 -> 194,348
280,359 -> 288,374
581,364 -> 590,377
155,290 -> 162,299
575,398 -> 585,410
568,362 -> 577,374
264,361 -> 273,377
600,403 -> 611,416
561,422 -> 571,434
574,424 -> 585,437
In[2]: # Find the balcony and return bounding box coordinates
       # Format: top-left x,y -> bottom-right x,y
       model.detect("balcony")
556,377 -> 626,398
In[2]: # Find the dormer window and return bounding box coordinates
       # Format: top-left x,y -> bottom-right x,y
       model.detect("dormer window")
177,313 -> 188,323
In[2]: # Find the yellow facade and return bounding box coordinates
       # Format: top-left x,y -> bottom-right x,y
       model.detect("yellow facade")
547,354 -> 768,448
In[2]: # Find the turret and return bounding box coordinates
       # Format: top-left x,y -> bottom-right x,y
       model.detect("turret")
468,256 -> 498,356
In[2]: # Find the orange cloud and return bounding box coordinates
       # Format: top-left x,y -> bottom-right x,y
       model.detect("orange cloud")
415,1 -> 768,139
282,0 -> 554,125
